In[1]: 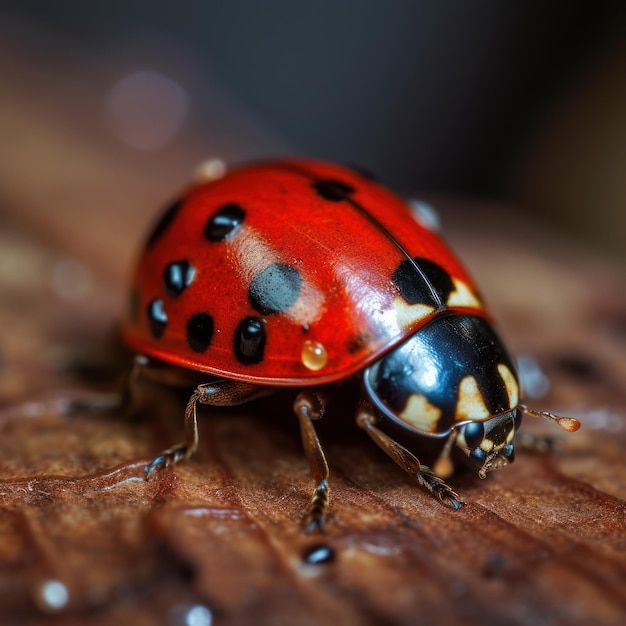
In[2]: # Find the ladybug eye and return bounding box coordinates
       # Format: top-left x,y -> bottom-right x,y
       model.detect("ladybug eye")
469,448 -> 487,465
462,422 -> 485,450
502,444 -> 515,462
513,409 -> 523,431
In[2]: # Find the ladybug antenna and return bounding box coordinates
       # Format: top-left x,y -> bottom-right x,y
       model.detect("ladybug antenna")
478,449 -> 509,479
518,403 -> 581,432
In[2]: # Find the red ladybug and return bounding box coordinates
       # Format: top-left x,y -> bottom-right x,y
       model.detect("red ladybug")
122,160 -> 579,531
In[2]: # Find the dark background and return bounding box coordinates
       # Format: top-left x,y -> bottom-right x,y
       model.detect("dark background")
2,0 -> 625,261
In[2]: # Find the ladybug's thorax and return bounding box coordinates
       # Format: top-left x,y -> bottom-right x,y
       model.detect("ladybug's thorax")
364,313 -> 521,445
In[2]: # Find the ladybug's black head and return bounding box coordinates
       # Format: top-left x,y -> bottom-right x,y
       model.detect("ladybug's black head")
456,409 -> 522,478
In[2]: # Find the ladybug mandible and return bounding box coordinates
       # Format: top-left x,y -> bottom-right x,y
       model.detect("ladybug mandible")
122,159 -> 579,531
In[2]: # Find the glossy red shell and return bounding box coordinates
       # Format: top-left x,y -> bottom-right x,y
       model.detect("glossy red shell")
122,160 -> 486,385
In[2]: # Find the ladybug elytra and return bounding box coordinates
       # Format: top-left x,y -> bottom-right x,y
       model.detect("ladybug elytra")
122,159 -> 579,531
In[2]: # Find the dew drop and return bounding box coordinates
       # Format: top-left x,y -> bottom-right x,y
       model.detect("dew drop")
33,579 -> 69,613
194,158 -> 227,182
50,259 -> 93,301
302,543 -> 335,565
106,70 -> 188,151
408,198 -> 441,232
170,603 -> 213,626
301,340 -> 328,371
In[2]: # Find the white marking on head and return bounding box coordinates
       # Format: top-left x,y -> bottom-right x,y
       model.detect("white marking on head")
480,439 -> 495,452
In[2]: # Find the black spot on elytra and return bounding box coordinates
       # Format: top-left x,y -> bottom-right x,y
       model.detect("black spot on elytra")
205,203 -> 245,242
146,200 -> 182,246
164,260 -> 196,298
234,317 -> 266,365
186,312 -> 214,353
392,257 -> 455,306
249,263 -> 302,315
313,179 -> 355,202
147,298 -> 168,338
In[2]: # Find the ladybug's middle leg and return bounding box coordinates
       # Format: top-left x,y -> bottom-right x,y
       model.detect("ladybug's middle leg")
293,390 -> 330,533
356,402 -> 462,511
144,378 -> 267,478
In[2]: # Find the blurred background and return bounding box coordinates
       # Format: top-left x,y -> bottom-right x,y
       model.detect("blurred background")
1,0 -> 625,269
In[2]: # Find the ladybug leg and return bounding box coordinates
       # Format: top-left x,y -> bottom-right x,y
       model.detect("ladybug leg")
0,394 -> 119,422
144,379 -> 266,478
433,430 -> 457,479
127,355 -> 202,402
356,403 -> 462,511
293,391 -> 330,533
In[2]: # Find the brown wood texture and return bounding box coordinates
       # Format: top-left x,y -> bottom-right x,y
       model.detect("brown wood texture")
1,51 -> 626,626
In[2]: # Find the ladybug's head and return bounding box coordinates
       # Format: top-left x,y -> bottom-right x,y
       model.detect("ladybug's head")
456,409 -> 522,478
364,313 -> 522,476
364,313 -> 580,479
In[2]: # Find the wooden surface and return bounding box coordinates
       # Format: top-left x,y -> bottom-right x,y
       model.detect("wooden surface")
2,49 -> 626,626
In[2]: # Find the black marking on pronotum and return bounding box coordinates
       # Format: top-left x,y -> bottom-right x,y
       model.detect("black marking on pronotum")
249,263 -> 302,315
234,316 -> 266,365
273,162 -> 445,309
164,260 -> 196,298
392,257 -> 455,305
205,203 -> 245,242
146,200 -> 183,246
312,179 -> 355,202
186,312 -> 214,353
147,298 -> 168,339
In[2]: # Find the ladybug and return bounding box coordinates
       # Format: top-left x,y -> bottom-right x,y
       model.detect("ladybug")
122,159 -> 579,531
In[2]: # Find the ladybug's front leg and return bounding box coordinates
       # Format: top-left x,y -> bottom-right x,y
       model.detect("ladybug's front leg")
144,379 -> 266,478
356,402 -> 462,511
293,391 -> 330,533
